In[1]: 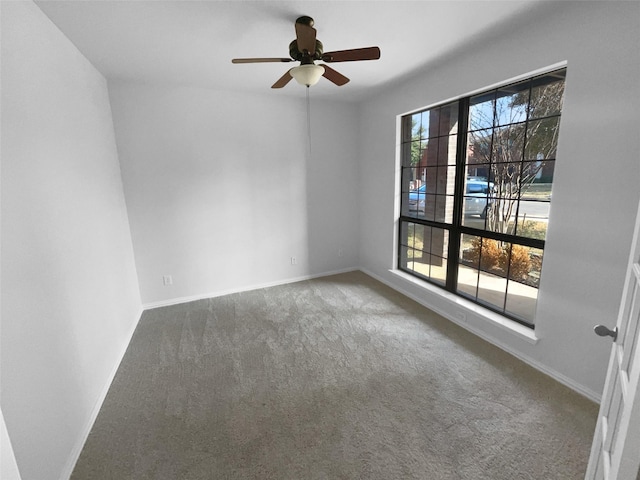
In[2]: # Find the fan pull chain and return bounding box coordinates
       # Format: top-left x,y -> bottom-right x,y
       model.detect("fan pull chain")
306,86 -> 312,156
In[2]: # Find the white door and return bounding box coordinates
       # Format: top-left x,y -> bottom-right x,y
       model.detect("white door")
585,198 -> 640,480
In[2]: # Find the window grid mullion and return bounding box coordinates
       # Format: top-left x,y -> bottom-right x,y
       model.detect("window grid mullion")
446,98 -> 470,292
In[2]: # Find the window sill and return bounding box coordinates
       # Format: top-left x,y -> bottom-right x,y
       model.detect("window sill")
388,269 -> 539,344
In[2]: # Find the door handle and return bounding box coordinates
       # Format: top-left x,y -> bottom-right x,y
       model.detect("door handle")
594,325 -> 618,341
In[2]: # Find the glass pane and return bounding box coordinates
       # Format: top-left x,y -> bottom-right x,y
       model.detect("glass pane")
407,183 -> 427,217
404,226 -> 450,285
465,178 -> 492,194
409,252 -> 431,278
461,235 -> 505,276
492,125 -> 525,163
399,222 -> 408,246
486,200 -> 520,236
520,160 -> 554,188
462,207 -> 486,229
469,92 -> 495,131
443,166 -> 457,194
457,264 -> 479,298
477,270 -> 507,310
490,163 -> 522,194
408,112 -> 428,141
413,167 -> 427,189
409,113 -> 421,139
514,215 -> 548,240
438,134 -> 457,165
400,167 -> 413,194
467,129 -> 493,165
421,137 -> 437,169
514,183 -> 550,237
435,194 -> 454,223
460,233 -> 479,265
400,173 -> 412,216
463,195 -> 489,222
529,247 -> 543,287
400,202 -> 410,217
402,115 -> 413,144
465,162 -> 490,182
479,170 -> 519,235
505,279 -> 538,323
428,109 -> 440,138
529,73 -> 565,119
428,227 -> 449,261
419,111 -> 430,139
415,225 -> 431,252
401,140 -> 412,167
399,245 -> 409,269
503,243 -> 529,282
525,117 -> 560,160
406,139 -> 420,167
495,81 -> 530,126
481,238 -> 505,274
423,192 -> 435,221
503,243 -> 540,323
462,176 -> 491,222
439,101 -> 459,136
434,167 -> 447,195
430,255 -> 447,285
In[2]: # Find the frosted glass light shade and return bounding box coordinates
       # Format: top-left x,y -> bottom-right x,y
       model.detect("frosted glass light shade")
290,64 -> 325,86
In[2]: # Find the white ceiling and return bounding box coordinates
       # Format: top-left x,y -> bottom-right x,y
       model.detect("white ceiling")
35,0 -> 548,101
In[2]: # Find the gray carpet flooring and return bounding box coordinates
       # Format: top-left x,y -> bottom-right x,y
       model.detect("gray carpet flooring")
72,271 -> 598,479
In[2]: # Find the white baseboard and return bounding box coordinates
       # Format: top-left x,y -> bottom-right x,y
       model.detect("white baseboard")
142,267 -> 359,311
59,306 -> 144,480
359,267 -> 602,404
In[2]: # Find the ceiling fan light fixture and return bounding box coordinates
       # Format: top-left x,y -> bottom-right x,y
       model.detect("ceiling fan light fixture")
290,64 -> 325,87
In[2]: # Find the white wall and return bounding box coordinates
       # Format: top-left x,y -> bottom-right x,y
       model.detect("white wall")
357,1 -> 640,400
108,82 -> 359,306
1,3 -> 142,479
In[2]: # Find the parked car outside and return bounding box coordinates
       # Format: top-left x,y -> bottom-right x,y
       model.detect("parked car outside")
408,178 -> 494,219
408,184 -> 426,212
464,178 -> 494,218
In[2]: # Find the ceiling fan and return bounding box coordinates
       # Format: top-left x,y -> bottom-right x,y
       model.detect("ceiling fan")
231,16 -> 381,89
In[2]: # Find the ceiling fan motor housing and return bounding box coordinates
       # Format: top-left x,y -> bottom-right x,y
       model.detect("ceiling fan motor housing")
289,39 -> 323,63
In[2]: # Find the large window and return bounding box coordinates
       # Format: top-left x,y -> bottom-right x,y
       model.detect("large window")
399,69 -> 566,327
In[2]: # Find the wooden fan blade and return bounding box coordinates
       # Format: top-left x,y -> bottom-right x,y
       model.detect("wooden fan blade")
271,69 -> 294,89
232,58 -> 293,64
322,47 -> 381,63
295,22 -> 317,55
321,64 -> 349,86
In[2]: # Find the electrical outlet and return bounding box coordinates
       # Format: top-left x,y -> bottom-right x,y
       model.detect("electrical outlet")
290,257 -> 297,265
163,275 -> 173,286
